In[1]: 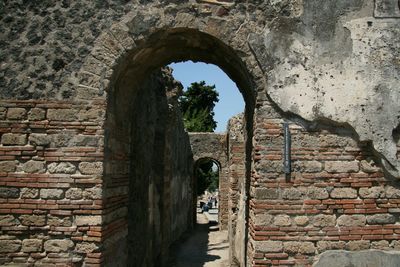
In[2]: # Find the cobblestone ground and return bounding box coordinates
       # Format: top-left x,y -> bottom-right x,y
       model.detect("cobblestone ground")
170,209 -> 229,267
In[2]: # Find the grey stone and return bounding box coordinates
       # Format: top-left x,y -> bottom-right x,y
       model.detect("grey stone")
79,162 -> 103,175
317,241 -> 346,252
254,213 -> 274,226
0,107 -> 6,119
282,188 -> 302,200
325,161 -> 359,173
83,187 -> 102,199
47,215 -> 72,227
75,215 -> 102,226
359,186 -> 385,198
0,187 -> 19,198
19,215 -> 46,226
47,109 -> 77,121
371,240 -> 390,250
28,108 -> 46,120
1,133 -> 27,145
66,188 -> 83,199
22,239 -> 43,252
347,240 -> 370,251
330,188 -> 357,199
314,250 -> 400,267
254,188 -> 279,199
0,160 -> 17,172
366,214 -> 396,225
70,135 -> 99,147
44,239 -> 74,252
312,214 -> 336,227
294,216 -> 309,226
22,160 -> 45,173
20,188 -> 39,198
274,215 -> 291,226
0,240 -> 21,252
255,241 -> 283,252
75,242 -> 99,253
386,186 -> 400,198
306,187 -> 329,200
337,215 -> 366,227
7,108 -> 27,120
0,215 -> 19,226
284,241 -> 315,254
40,189 -> 64,199
29,133 -> 51,146
48,162 -> 76,174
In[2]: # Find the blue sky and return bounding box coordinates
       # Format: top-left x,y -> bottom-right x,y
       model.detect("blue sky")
169,61 -> 244,132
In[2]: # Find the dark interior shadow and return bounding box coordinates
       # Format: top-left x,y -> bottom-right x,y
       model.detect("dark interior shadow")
168,211 -> 223,267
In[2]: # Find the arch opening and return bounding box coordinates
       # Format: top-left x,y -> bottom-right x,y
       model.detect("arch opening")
103,27 -> 255,267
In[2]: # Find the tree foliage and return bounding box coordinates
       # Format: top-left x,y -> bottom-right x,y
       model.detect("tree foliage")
196,160 -> 219,196
179,81 -> 219,132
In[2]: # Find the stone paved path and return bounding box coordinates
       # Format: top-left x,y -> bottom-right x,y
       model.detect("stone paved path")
170,210 -> 229,267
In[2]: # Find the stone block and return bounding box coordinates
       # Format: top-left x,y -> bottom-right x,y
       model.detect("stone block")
294,161 -> 323,173
19,215 -> 46,226
337,215 -> 366,227
29,134 -> 51,146
0,215 -> 19,226
7,108 -> 27,120
48,162 -> 76,174
47,215 -> 72,227
79,162 -> 103,175
40,189 -> 64,199
75,215 -> 102,226
305,187 -> 329,200
66,188 -> 83,200
22,239 -> 43,252
359,186 -> 385,198
294,216 -> 309,226
325,161 -> 359,173
22,160 -> 45,173
21,188 -> 39,198
0,160 -> 17,172
366,214 -> 396,224
1,133 -> 27,145
347,240 -> 370,251
83,187 -> 102,199
28,108 -> 46,120
44,239 -> 74,252
386,186 -> 400,198
282,188 -> 302,200
254,213 -> 273,226
0,240 -> 21,252
312,214 -> 336,227
314,250 -> 400,267
284,241 -> 315,254
330,188 -> 357,199
75,242 -> 99,253
317,241 -> 346,252
254,188 -> 278,199
0,107 -> 6,119
360,159 -> 381,173
70,135 -> 99,147
255,241 -> 283,252
274,215 -> 291,226
47,109 -> 77,121
0,187 -> 19,198
371,240 -> 390,250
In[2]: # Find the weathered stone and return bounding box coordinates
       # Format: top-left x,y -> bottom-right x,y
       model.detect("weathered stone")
255,241 -> 283,252
40,189 -> 64,199
29,133 -> 51,146
44,239 -> 74,252
0,107 -> 6,119
284,241 -> 315,254
254,188 -> 278,199
0,215 -> 18,226
22,160 -> 45,173
75,242 -> 99,253
254,213 -> 273,226
325,161 -> 359,173
366,214 -> 396,225
83,187 -> 102,199
0,240 -> 21,252
47,109 -> 77,121
7,108 -> 27,120
1,133 -> 27,145
360,159 -> 381,173
282,188 -> 302,200
391,240 -> 400,249
294,161 -> 323,173
48,162 -> 76,174
19,215 -> 46,226
28,108 -> 46,120
0,160 -> 17,172
47,215 -> 72,227
273,215 -> 291,226
386,186 -> 400,198
317,241 -> 346,252
312,214 -> 336,227
294,216 -> 309,226
70,135 -> 99,147
0,187 -> 19,198
20,188 -> 39,198
347,240 -> 370,251
75,215 -> 102,226
330,188 -> 357,199
66,188 -> 83,200
305,187 -> 329,200
22,239 -> 43,252
314,250 -> 400,267
371,240 -> 390,250
79,162 -> 103,175
337,215 -> 366,227
359,186 -> 385,198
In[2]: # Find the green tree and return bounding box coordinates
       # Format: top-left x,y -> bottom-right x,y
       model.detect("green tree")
179,81 -> 219,132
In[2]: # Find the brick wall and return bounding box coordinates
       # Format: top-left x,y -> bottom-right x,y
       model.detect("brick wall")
249,102 -> 400,266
